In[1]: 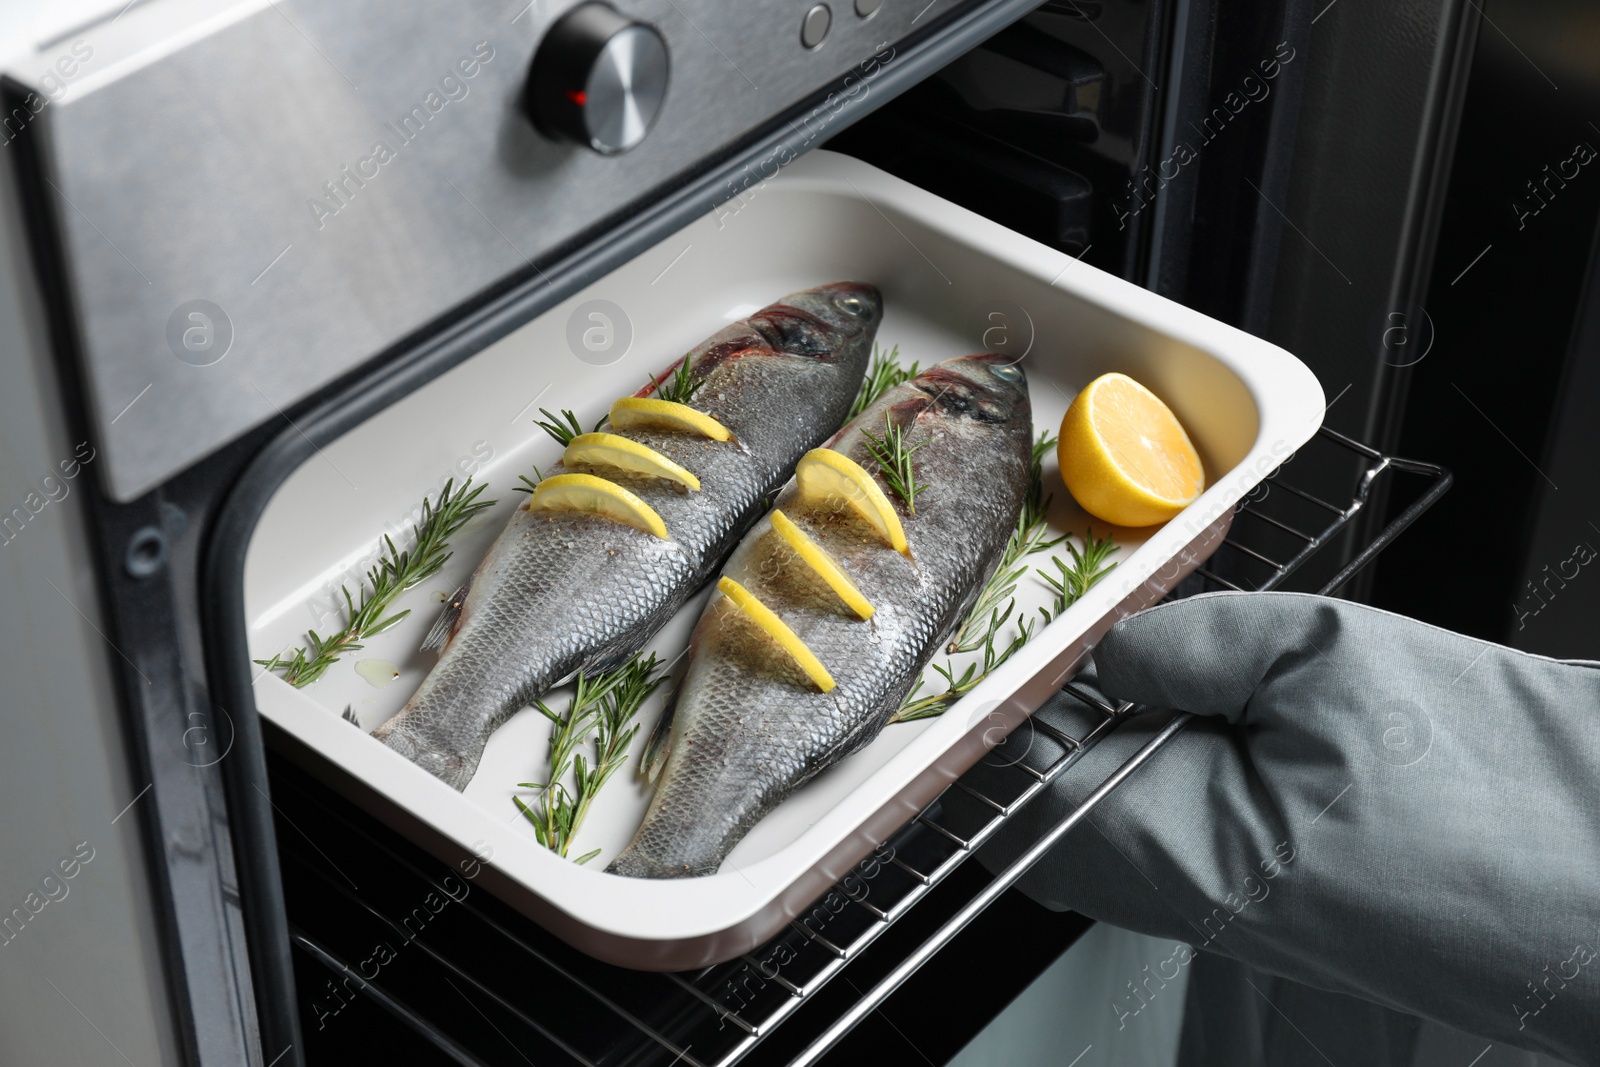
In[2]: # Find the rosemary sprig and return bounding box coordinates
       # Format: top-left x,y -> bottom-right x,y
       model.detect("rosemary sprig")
514,652 -> 663,862
649,352 -> 703,405
511,466 -> 544,496
256,478 -> 496,687
1037,528 -> 1120,616
950,433 -> 1067,652
862,415 -> 929,514
536,408 -> 606,448
848,343 -> 919,419
895,608 -> 1041,723
891,533 -> 1118,723
890,433 -> 1120,724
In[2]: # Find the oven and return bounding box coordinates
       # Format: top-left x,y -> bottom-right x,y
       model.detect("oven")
3,0 -> 1593,1064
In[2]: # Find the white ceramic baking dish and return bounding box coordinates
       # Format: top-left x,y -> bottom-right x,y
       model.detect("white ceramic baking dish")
245,150 -> 1324,971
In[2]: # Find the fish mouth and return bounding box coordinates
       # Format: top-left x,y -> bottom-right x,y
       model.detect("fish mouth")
914,354 -> 1028,395
952,351 -> 1028,380
749,282 -> 883,357
906,354 -> 1029,422
821,280 -> 882,306
965,351 -> 1025,370
809,281 -> 885,337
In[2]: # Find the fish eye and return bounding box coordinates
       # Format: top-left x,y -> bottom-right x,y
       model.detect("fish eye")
991,363 -> 1023,382
834,294 -> 868,317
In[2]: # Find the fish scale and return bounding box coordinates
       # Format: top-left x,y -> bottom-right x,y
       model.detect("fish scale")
609,353 -> 1033,878
372,283 -> 881,789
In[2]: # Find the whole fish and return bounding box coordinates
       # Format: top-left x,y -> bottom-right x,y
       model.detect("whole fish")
373,283 -> 882,788
608,353 -> 1032,878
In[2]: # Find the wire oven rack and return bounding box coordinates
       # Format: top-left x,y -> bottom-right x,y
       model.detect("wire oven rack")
273,426 -> 1450,1067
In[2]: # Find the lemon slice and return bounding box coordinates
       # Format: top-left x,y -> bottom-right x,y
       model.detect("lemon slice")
527,473 -> 669,539
609,397 -> 733,442
794,448 -> 910,556
717,576 -> 835,692
563,432 -> 700,491
1058,372 -> 1205,528
770,510 -> 875,620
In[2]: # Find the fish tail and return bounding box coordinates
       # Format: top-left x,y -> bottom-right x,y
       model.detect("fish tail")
370,656 -> 507,791
604,774 -> 750,879
604,844 -> 710,880
371,718 -> 474,790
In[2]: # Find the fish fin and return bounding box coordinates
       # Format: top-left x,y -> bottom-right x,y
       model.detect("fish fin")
813,713 -> 884,773
640,688 -> 681,785
420,579 -> 471,654
584,645 -> 639,677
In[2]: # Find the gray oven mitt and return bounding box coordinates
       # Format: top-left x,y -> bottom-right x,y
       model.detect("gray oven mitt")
968,591 -> 1600,1065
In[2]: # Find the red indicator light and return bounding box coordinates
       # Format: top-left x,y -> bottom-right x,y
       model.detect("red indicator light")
566,89 -> 587,106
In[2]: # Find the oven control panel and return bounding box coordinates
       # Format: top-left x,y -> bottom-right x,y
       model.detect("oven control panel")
10,0 -> 939,501
525,3 -> 669,155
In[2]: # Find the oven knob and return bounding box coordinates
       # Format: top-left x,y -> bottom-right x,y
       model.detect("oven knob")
525,3 -> 669,155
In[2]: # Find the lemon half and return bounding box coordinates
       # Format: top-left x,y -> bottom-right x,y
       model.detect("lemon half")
794,448 -> 910,556
527,473 -> 669,539
1058,372 -> 1204,528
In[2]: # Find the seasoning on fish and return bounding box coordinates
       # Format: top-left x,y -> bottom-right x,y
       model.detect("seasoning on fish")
769,509 -> 875,620
371,283 -> 883,789
608,354 -> 1032,878
715,575 -> 837,693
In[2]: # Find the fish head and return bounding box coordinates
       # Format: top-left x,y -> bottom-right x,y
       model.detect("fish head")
746,282 -> 883,361
679,282 -> 881,456
910,353 -> 1031,426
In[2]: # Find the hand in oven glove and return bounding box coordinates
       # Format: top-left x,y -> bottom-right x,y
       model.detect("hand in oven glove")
968,592 -> 1600,1065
